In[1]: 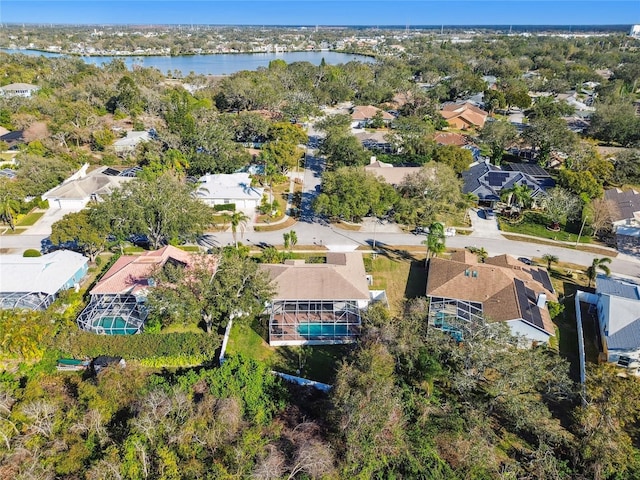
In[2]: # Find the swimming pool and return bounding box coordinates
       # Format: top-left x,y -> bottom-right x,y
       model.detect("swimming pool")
92,316 -> 140,335
297,323 -> 351,337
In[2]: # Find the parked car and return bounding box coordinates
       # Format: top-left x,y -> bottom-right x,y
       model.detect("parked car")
517,257 -> 533,265
484,208 -> 496,219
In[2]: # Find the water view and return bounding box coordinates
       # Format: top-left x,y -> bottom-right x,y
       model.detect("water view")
1,49 -> 374,75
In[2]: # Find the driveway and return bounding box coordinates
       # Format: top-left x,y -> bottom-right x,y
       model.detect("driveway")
468,208 -> 501,237
27,207 -> 79,236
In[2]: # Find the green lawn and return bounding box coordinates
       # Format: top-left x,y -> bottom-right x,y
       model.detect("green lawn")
499,211 -> 591,244
366,249 -> 427,311
226,318 -> 350,384
16,211 -> 45,227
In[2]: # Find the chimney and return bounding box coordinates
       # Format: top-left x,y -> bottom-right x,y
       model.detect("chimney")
537,293 -> 547,308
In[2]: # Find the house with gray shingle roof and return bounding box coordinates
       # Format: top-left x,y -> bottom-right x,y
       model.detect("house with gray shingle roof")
604,188 -> 640,257
462,160 -> 552,207
595,275 -> 640,365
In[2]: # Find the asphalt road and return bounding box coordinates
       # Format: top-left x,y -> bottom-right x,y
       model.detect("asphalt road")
202,223 -> 640,280
3,218 -> 640,280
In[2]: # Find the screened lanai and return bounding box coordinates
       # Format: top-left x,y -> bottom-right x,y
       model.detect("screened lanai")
269,299 -> 362,345
77,294 -> 147,335
260,252 -> 373,346
0,292 -> 55,310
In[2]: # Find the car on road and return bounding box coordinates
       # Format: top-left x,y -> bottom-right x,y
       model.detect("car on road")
483,208 -> 496,219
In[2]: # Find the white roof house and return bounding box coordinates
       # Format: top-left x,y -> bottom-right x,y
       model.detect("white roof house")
113,131 -> 151,155
43,165 -> 132,210
0,83 -> 40,98
196,173 -> 264,212
0,250 -> 89,310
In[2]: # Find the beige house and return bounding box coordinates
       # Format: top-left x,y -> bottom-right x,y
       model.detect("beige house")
426,251 -> 556,344
0,83 -> 40,98
351,105 -> 395,128
261,252 -> 372,346
439,102 -> 488,129
364,157 -> 422,185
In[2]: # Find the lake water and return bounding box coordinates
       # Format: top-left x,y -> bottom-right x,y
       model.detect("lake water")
1,49 -> 374,75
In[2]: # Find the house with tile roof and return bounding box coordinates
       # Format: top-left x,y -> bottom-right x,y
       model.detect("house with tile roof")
0,250 -> 88,310
76,246 -> 213,334
426,252 -> 557,344
595,275 -> 640,366
434,132 -> 468,147
439,102 -> 488,129
462,160 -> 552,207
350,105 -> 395,128
260,252 -> 374,346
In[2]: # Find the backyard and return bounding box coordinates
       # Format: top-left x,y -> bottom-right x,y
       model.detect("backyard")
227,247 -> 429,382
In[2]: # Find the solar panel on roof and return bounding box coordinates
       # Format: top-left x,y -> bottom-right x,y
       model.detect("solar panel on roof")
506,163 -> 550,177
515,279 -> 547,330
102,167 -> 121,176
487,172 -> 510,187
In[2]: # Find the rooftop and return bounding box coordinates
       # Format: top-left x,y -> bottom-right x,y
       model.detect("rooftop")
43,166 -> 132,201
364,157 -> 423,185
351,105 -> 394,121
0,250 -> 88,295
90,246 -> 197,296
261,252 -> 370,301
197,172 -> 263,201
604,188 -> 640,223
427,254 -> 556,335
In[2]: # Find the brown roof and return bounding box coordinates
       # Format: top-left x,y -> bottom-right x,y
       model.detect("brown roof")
426,255 -> 556,335
91,246 -> 198,295
351,105 -> 394,121
440,102 -> 488,128
434,132 -> 468,146
260,252 -> 370,301
450,250 -> 478,264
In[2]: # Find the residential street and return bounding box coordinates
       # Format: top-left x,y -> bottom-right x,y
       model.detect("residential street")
201,222 -> 640,279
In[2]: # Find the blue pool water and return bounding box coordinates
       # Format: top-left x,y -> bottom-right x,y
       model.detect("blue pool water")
297,323 -> 350,337
93,316 -> 139,335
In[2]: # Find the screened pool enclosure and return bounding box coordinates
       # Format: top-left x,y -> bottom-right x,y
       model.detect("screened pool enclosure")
268,299 -> 362,346
77,294 -> 147,335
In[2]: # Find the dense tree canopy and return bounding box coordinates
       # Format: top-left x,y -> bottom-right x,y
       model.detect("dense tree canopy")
314,168 -> 398,222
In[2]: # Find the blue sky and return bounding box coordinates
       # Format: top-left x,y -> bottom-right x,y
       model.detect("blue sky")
1,1 -> 637,26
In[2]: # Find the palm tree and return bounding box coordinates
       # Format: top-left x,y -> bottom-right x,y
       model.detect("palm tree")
230,211 -> 250,249
423,222 -> 446,258
475,247 -> 488,263
0,196 -> 20,231
501,184 -> 533,210
542,254 -> 559,271
586,257 -> 612,288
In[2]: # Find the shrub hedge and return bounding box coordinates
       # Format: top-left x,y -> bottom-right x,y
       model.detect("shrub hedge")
55,331 -> 220,364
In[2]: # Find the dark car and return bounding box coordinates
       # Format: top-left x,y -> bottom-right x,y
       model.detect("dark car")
517,257 -> 532,265
484,208 -> 496,219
